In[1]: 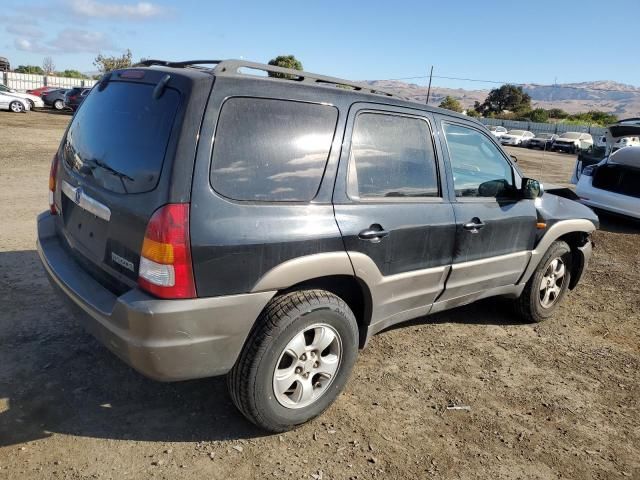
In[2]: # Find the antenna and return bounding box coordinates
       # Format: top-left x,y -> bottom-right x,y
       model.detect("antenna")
426,65 -> 433,104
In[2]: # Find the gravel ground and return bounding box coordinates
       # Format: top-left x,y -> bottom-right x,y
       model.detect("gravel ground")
1,111 -> 638,480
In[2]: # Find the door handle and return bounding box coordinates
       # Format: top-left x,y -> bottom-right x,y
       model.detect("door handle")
358,225 -> 390,242
463,218 -> 485,233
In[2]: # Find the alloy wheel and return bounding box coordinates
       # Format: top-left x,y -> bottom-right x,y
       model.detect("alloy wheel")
273,323 -> 342,409
539,257 -> 566,308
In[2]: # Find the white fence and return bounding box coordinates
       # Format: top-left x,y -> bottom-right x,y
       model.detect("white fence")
2,72 -> 96,91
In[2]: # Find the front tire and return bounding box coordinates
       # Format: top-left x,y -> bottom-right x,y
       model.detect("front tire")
515,241 -> 572,323
9,101 -> 25,113
228,290 -> 359,432
53,99 -> 64,110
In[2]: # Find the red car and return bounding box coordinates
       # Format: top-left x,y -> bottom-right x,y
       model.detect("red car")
26,86 -> 58,97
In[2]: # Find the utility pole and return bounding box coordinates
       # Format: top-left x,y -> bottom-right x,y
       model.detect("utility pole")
426,65 -> 433,104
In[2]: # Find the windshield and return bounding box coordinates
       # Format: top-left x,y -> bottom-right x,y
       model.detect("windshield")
508,130 -> 525,136
62,81 -> 180,194
536,133 -> 554,139
561,132 -> 582,140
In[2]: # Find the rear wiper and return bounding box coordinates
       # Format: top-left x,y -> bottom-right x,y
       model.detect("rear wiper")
82,158 -> 134,193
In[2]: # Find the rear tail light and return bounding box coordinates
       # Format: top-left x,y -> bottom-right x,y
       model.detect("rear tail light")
138,203 -> 196,299
49,153 -> 59,214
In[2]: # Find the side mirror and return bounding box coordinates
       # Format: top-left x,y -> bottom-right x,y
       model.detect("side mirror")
510,154 -> 518,163
522,177 -> 544,199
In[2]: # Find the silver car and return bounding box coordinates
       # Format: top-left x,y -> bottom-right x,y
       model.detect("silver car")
0,91 -> 30,113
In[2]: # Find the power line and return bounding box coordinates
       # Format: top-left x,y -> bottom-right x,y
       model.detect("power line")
372,74 -> 640,94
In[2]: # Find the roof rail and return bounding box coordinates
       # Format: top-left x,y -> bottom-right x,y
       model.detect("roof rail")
133,59 -> 403,99
212,59 -> 400,98
136,59 -> 223,68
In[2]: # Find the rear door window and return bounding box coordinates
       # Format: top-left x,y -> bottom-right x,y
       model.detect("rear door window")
211,98 -> 338,202
63,81 -> 180,194
348,112 -> 439,199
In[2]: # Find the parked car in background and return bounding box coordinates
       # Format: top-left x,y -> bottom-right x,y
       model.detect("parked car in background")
37,59 -> 598,432
527,133 -> 558,150
64,87 -> 91,111
0,83 -> 44,109
487,125 -> 508,138
43,89 -> 69,111
611,136 -> 640,152
27,86 -> 58,97
553,132 -> 593,153
0,91 -> 30,113
576,146 -> 640,220
500,130 -> 535,146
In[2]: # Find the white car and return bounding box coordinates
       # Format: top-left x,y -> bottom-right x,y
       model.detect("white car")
0,91 -> 30,113
0,83 -> 44,109
612,136 -> 640,152
500,130 -> 535,146
487,125 -> 508,138
576,146 -> 640,220
553,132 -> 594,153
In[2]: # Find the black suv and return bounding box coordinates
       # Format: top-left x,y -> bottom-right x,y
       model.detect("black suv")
37,60 -> 598,432
64,87 -> 91,111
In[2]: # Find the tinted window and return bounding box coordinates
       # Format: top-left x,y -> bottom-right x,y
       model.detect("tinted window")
443,123 -> 514,198
349,113 -> 439,198
63,82 -> 180,194
211,98 -> 337,202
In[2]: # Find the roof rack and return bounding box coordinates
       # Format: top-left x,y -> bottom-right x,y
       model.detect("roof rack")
135,59 -> 402,99
136,59 -> 223,68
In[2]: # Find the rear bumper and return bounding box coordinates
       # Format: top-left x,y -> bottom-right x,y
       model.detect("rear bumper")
37,212 -> 276,381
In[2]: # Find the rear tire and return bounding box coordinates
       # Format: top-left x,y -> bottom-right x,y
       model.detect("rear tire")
228,289 -> 359,432
515,241 -> 572,323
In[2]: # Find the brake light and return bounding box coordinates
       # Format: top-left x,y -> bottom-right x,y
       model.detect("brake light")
49,153 -> 59,214
138,203 -> 196,299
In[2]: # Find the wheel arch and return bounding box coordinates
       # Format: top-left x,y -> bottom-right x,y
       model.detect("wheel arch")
250,252 -> 374,348
520,219 -> 596,286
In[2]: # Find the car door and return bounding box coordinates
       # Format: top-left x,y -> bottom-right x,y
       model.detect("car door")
434,118 -> 537,303
333,104 -> 456,329
0,93 -> 8,109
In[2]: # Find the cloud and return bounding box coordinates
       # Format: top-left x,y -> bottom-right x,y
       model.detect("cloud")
6,24 -> 45,39
68,0 -> 166,19
14,28 -> 116,54
0,14 -> 39,26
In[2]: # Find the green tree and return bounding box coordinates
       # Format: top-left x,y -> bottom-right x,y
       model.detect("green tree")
525,108 -> 549,123
93,49 -> 133,73
466,108 -> 481,118
14,65 -> 44,74
438,95 -> 463,113
547,108 -> 568,119
477,84 -> 531,116
57,69 -> 86,79
267,55 -> 303,79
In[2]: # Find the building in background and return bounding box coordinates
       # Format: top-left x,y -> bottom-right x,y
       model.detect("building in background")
0,57 -> 10,72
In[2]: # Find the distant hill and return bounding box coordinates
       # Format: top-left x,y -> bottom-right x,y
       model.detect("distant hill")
366,80 -> 640,118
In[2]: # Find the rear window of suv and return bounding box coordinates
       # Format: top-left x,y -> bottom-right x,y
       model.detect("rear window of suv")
211,98 -> 338,202
62,81 -> 180,194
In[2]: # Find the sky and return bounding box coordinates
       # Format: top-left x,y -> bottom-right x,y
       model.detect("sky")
1,0 -> 638,90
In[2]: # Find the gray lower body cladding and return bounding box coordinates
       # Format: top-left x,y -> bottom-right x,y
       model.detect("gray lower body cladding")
37,212 -> 276,381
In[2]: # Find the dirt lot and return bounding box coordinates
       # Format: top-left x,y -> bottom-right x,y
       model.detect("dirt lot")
1,111 -> 639,480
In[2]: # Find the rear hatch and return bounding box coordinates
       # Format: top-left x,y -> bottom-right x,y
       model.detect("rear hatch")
53,67 -> 212,294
